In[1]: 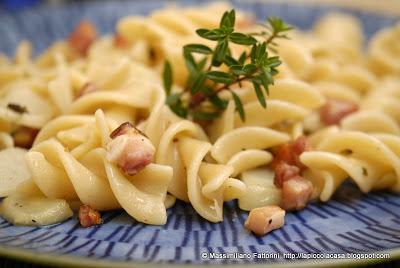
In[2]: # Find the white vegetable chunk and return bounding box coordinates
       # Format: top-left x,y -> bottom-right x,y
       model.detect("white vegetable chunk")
239,168 -> 282,211
1,194 -> 73,226
0,148 -> 30,197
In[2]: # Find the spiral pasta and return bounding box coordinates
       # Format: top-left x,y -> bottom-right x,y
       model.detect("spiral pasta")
368,23 -> 400,76
301,130 -> 400,201
117,3 -> 250,85
207,78 -> 324,211
24,109 -> 173,224
143,83 -> 246,222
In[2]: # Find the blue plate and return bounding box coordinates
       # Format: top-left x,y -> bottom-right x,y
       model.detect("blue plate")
0,1 -> 399,267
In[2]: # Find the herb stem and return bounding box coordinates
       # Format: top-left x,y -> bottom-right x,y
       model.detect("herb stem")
189,74 -> 251,108
265,32 -> 278,47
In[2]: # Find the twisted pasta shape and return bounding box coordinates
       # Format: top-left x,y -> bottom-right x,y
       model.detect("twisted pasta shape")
368,23 -> 400,76
340,77 -> 400,134
207,78 -> 324,210
117,3 -> 249,85
301,131 -> 400,201
24,109 -> 172,224
141,84 -> 246,222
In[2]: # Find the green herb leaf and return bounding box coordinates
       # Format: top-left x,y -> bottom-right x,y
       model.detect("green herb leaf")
238,52 -> 247,64
202,86 -> 214,95
184,44 -> 213,54
230,65 -> 245,75
171,105 -> 188,118
231,91 -> 245,121
198,28 -> 226,40
197,57 -> 208,71
166,93 -> 181,106
268,17 -> 293,33
265,56 -> 281,68
252,80 -> 266,108
243,64 -> 258,75
220,10 -> 235,29
224,55 -> 239,66
191,72 -> 206,94
163,61 -> 173,96
256,72 -> 269,95
191,111 -> 220,121
256,42 -> 267,61
262,67 -> 274,84
250,17 -> 293,52
271,68 -> 279,76
230,63 -> 257,76
196,29 -> 209,38
183,49 -> 197,75
206,71 -> 235,84
250,44 -> 257,63
166,93 -> 188,118
212,39 -> 229,66
229,32 -> 257,45
209,95 -> 228,109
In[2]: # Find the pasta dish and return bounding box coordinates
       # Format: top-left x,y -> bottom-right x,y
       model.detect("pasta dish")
0,3 -> 399,237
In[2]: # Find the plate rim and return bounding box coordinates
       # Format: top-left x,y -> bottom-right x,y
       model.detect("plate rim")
0,244 -> 399,268
1,0 -> 400,266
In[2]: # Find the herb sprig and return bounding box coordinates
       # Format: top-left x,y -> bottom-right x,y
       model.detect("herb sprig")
163,10 -> 292,122
250,17 -> 293,52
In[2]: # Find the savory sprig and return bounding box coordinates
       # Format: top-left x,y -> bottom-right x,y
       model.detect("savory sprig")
250,17 -> 293,52
163,10 -> 292,122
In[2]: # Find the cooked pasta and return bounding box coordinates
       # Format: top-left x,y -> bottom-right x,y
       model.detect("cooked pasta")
0,3 -> 399,233
301,130 -> 400,201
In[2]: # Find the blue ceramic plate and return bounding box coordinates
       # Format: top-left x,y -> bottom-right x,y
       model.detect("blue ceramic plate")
0,1 -> 399,267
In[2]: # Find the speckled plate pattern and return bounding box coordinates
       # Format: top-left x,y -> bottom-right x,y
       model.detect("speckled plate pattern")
0,1 -> 399,267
